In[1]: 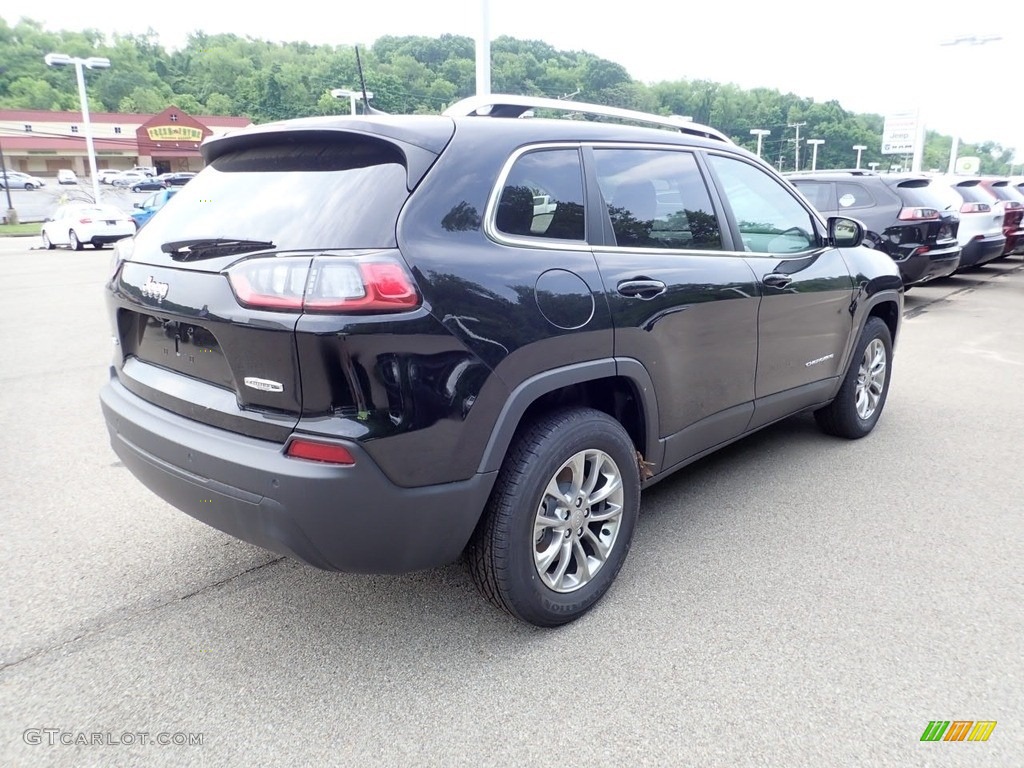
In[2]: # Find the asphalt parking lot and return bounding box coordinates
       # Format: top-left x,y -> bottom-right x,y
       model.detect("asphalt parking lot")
0,237 -> 1021,767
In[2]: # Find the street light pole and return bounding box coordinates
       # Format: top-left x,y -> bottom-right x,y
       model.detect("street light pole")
940,35 -> 1002,174
749,128 -> 770,157
868,162 -> 880,172
330,88 -> 374,116
852,144 -> 867,170
45,53 -> 110,204
806,139 -> 825,171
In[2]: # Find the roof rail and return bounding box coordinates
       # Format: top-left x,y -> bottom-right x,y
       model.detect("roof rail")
443,93 -> 733,144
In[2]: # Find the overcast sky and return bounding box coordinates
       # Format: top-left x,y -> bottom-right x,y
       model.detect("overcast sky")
5,1 -> 1022,156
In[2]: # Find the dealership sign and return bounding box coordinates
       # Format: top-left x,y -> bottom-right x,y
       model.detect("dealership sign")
146,126 -> 204,142
881,111 -> 919,155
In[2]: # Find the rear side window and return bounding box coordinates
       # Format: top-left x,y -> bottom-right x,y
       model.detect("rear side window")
836,182 -> 875,210
134,137 -> 410,251
593,148 -> 722,250
494,149 -> 585,241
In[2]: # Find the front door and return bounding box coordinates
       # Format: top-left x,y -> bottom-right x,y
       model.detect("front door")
588,146 -> 761,471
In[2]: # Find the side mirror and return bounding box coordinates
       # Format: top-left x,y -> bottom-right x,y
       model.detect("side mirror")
828,216 -> 865,248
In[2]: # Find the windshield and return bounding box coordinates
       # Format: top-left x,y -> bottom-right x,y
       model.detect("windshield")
134,137 -> 411,252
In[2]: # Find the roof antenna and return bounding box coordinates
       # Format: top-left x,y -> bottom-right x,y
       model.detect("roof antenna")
355,47 -> 387,115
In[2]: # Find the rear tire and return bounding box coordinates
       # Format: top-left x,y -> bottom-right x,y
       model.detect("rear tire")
69,230 -> 83,251
467,407 -> 641,627
815,316 -> 892,439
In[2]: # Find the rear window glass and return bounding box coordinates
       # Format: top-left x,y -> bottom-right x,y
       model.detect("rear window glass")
836,182 -> 875,210
133,138 -> 410,251
949,183 -> 995,205
987,183 -> 1024,203
892,180 -> 957,210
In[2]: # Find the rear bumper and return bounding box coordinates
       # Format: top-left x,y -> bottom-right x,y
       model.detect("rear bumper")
1004,228 -> 1024,255
894,245 -> 960,287
100,374 -> 496,573
957,235 -> 1007,269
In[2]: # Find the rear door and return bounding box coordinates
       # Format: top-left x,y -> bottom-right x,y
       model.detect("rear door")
704,154 -> 856,428
588,145 -> 760,469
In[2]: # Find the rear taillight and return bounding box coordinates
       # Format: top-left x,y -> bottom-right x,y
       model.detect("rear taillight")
1004,201 -> 1023,210
285,438 -> 355,465
898,207 -> 939,221
960,202 -> 990,213
227,254 -> 419,313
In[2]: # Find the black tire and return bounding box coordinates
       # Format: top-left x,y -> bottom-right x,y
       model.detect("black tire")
24,182 -> 35,190
41,232 -> 54,250
69,230 -> 84,251
467,407 -> 641,627
93,243 -> 105,249
132,185 -> 142,193
815,316 -> 892,439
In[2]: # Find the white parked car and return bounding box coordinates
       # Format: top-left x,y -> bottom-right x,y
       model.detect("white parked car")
97,169 -> 124,185
41,203 -> 135,250
0,170 -> 46,190
930,176 -> 1006,270
57,169 -> 78,185
109,170 -> 151,187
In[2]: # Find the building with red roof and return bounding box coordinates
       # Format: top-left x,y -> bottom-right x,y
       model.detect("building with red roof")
0,107 -> 252,177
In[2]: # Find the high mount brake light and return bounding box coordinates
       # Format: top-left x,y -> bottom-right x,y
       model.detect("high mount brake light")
227,255 -> 419,313
898,207 -> 940,221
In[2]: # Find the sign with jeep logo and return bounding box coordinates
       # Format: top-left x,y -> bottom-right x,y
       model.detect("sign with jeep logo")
881,111 -> 919,155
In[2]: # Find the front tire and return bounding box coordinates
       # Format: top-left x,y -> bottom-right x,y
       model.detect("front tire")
42,232 -> 55,250
69,230 -> 84,251
24,183 -> 35,190
815,316 -> 892,439
468,407 -> 641,627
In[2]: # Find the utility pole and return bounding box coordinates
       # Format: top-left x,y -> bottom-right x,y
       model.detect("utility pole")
788,121 -> 806,171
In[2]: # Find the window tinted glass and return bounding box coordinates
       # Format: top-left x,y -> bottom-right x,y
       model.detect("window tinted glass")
495,149 -> 585,241
987,183 -> 1024,203
891,180 -> 957,209
134,138 -> 410,251
836,182 -> 875,209
593,149 -> 722,250
950,183 -> 996,204
708,155 -> 817,254
791,180 -> 835,212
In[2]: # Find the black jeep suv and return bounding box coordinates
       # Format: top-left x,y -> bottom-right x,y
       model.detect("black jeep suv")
787,170 -> 962,286
100,95 -> 903,627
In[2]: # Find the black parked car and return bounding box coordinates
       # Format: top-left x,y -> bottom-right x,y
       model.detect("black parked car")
100,96 -> 903,626
156,172 -> 196,187
788,171 -> 961,287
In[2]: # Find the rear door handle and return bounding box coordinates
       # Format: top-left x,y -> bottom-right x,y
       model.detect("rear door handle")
617,279 -> 667,299
763,273 -> 793,289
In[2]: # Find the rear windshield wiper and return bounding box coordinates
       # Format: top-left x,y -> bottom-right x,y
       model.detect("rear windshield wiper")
161,238 -> 275,261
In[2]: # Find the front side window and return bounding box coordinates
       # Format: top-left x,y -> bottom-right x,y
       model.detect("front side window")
593,148 -> 722,250
494,149 -> 585,241
708,155 -> 818,254
791,180 -> 835,212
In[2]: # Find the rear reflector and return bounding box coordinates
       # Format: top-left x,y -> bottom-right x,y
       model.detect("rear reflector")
898,207 -> 939,221
285,439 -> 355,465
